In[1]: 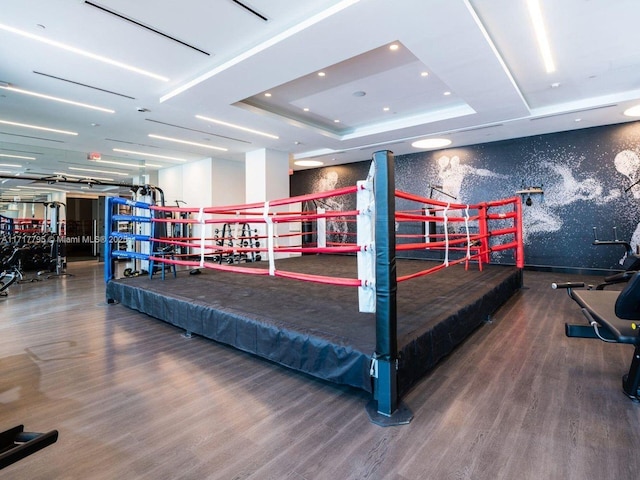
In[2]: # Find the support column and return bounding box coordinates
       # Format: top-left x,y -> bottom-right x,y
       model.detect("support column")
366,150 -> 413,427
245,149 -> 290,260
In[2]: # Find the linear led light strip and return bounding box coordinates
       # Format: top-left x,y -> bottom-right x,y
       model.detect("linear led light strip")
94,159 -> 142,169
0,23 -> 169,82
54,171 -> 114,182
195,115 -> 278,139
68,166 -> 129,176
148,134 -> 228,151
0,85 -> 115,113
0,153 -> 36,160
16,185 -> 69,193
92,158 -> 165,169
0,119 -> 77,135
113,148 -> 187,162
160,0 -> 361,102
527,0 -> 555,73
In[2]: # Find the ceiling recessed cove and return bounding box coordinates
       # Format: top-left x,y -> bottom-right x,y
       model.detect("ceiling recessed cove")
235,42 -> 469,138
294,159 -> 324,167
412,138 -> 452,149
624,105 -> 640,117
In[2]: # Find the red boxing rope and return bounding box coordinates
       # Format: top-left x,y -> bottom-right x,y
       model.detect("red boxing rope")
393,190 -> 524,270
149,185 -> 360,215
149,256 -> 362,287
139,182 -> 523,290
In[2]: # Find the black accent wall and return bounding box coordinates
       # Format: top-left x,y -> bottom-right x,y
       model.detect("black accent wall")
290,121 -> 640,271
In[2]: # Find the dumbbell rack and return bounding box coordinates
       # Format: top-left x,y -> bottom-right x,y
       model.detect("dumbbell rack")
213,222 -> 261,264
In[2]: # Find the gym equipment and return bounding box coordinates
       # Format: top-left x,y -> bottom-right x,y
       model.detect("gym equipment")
554,273 -> 640,400
0,425 -> 58,470
213,222 -> 260,264
0,245 -> 31,295
592,226 -> 640,289
516,182 -> 544,206
37,234 -> 73,279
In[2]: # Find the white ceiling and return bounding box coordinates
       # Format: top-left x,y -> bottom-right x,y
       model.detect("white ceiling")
1,0 -> 639,198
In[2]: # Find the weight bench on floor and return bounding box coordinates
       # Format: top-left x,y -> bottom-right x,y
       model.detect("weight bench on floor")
553,271 -> 640,401
0,425 -> 58,470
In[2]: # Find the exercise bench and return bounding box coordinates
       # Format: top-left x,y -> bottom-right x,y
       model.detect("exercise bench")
0,424 -> 58,469
553,271 -> 640,401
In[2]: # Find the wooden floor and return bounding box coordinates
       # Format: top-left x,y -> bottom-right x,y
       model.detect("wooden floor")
1,261 -> 639,479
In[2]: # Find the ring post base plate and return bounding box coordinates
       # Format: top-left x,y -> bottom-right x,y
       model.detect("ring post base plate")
365,399 -> 413,427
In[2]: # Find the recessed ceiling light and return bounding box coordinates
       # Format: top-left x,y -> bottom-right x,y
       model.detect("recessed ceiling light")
574,118 -> 582,122
421,71 -> 429,77
303,107 -> 310,112
383,107 -> 390,112
389,44 -> 399,51
318,72 -> 326,77
334,119 -> 340,123
443,91 -> 451,96
411,138 -> 452,149
294,160 -> 324,167
264,92 -> 272,97
624,105 -> 640,117
195,115 -> 279,139
551,82 -> 561,88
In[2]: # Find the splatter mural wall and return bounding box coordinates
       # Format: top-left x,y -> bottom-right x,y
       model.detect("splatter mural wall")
290,121 -> 640,271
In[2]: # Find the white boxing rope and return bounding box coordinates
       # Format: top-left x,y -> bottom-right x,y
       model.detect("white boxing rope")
443,203 -> 450,267
262,201 -> 276,276
317,207 -> 326,248
198,207 -> 206,268
464,205 -> 471,259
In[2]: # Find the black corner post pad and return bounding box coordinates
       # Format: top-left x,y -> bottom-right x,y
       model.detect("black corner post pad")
369,150 -> 413,425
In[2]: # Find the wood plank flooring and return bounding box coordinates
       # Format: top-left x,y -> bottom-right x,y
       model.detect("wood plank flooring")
1,262 -> 639,479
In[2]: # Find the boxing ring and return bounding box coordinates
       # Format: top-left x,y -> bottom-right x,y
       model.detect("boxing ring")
104,151 -> 524,424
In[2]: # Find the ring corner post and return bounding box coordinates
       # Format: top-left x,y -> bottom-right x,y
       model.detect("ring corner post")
104,196 -> 114,285
515,196 -> 525,269
366,150 -> 413,427
104,197 -> 117,304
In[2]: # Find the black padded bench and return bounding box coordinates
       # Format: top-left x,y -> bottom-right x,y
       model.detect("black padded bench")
0,425 -> 58,470
557,272 -> 640,400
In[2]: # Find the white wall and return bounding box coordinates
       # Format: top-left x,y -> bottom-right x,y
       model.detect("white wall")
211,158 -> 245,206
157,158 -> 246,258
158,158 -> 245,208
